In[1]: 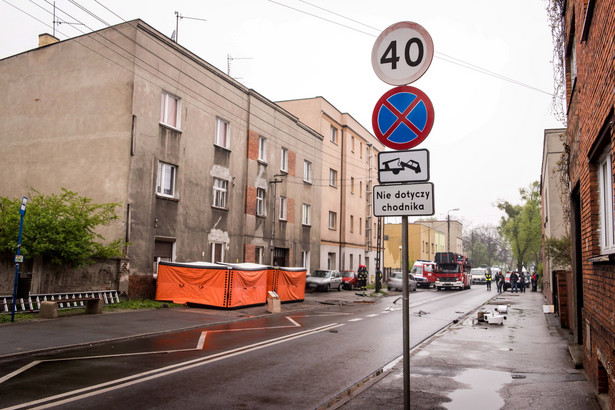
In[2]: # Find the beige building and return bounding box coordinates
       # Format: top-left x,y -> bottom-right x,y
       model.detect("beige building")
277,98 -> 385,275
0,20 -> 324,297
383,222 -> 446,270
540,128 -> 568,304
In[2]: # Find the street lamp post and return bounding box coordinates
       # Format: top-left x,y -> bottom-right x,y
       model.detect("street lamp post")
447,208 -> 459,253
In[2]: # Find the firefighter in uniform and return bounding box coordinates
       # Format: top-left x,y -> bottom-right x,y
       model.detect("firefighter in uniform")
485,270 -> 492,291
357,265 -> 368,291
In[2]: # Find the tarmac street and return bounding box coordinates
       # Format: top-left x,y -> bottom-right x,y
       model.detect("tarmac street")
0,288 -> 601,409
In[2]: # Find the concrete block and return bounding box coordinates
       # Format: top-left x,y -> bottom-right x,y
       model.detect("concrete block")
85,298 -> 103,314
39,301 -> 58,319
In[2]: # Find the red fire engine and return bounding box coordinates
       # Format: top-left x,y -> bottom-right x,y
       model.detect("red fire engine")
434,252 -> 472,291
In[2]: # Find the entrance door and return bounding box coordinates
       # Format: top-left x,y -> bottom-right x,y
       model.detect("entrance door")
273,248 -> 288,267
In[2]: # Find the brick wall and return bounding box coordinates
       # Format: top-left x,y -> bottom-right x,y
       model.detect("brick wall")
128,274 -> 156,300
288,150 -> 296,177
245,186 -> 257,216
247,130 -> 259,160
565,0 -> 615,404
287,198 -> 295,224
244,244 -> 256,263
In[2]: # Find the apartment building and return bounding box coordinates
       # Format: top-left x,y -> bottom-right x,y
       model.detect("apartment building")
563,0 -> 615,403
0,20 -> 323,298
276,98 -> 385,277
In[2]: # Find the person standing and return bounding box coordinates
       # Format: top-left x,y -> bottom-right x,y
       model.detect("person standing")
531,272 -> 538,292
510,271 -> 519,293
496,271 -> 504,293
485,269 -> 492,291
519,273 -> 526,293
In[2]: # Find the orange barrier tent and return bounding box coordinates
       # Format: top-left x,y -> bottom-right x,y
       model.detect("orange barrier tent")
268,267 -> 306,302
222,263 -> 269,308
156,262 -> 229,307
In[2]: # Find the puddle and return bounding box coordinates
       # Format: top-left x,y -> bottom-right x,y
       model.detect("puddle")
444,368 -> 509,410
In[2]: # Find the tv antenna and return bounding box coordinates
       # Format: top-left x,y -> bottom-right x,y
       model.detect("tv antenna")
227,54 -> 253,79
51,2 -> 84,37
173,11 -> 207,43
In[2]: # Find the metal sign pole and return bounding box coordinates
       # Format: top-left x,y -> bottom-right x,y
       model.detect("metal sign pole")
11,197 -> 28,323
401,216 -> 410,409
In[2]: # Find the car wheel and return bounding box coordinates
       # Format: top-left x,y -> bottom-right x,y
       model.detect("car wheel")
326,284 -> 331,292
350,283 -> 354,291
387,286 -> 392,291
337,283 -> 342,292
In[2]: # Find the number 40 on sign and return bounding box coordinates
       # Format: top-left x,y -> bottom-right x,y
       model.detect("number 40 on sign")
371,21 -> 434,86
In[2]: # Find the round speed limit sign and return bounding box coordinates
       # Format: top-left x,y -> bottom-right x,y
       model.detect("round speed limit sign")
371,21 -> 434,86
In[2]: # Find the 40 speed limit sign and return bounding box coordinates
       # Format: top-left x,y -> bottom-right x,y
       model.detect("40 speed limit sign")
371,21 -> 434,86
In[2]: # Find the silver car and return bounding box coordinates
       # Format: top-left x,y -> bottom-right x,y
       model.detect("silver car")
387,271 -> 417,292
306,269 -> 343,292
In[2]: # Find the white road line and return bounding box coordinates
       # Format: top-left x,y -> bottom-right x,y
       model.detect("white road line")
366,314 -> 379,318
4,323 -> 344,410
348,318 -> 363,322
0,361 -> 41,385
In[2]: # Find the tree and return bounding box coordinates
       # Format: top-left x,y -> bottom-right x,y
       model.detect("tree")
463,225 -> 507,268
497,181 -> 542,272
0,189 -> 125,266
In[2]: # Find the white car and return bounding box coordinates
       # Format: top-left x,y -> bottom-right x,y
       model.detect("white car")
306,269 -> 343,292
387,272 -> 417,292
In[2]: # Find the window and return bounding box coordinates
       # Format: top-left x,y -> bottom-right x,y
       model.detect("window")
330,125 -> 338,143
329,169 -> 337,187
329,211 -> 337,230
301,250 -> 310,271
256,188 -> 265,216
351,136 -> 355,152
351,177 -> 355,194
258,136 -> 267,162
598,150 -> 615,253
215,118 -> 230,149
279,196 -> 287,220
359,217 -> 362,235
350,215 -> 354,233
567,30 -> 577,91
156,161 -> 177,198
302,203 -> 311,226
360,181 -> 363,198
360,142 -> 363,158
211,242 -> 225,263
160,92 -> 180,129
213,178 -> 228,208
280,148 -> 288,172
255,247 -> 264,264
304,160 -> 312,183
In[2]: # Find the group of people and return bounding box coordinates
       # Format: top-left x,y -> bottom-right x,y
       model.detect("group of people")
485,270 -> 539,293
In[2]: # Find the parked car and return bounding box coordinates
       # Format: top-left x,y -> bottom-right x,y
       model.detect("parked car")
412,274 -> 431,289
306,269 -> 343,292
387,271 -> 417,292
470,268 -> 488,284
341,270 -> 358,290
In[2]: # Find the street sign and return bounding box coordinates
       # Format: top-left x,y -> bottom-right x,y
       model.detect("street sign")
373,182 -> 434,217
371,21 -> 434,86
378,149 -> 429,183
372,86 -> 434,150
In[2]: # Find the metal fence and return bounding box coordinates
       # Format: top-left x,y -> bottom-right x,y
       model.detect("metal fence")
1,291 -> 120,314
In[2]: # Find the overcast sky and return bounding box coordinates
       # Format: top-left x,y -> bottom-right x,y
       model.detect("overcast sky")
1,0 -> 562,229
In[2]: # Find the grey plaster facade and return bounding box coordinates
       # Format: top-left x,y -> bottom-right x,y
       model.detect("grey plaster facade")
0,20 -> 322,297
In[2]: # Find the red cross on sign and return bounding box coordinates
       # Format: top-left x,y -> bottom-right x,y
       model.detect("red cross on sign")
372,86 -> 435,150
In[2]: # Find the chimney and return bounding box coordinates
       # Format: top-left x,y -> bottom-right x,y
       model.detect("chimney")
38,33 -> 60,47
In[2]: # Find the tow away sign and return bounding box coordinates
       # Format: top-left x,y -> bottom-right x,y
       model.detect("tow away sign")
378,149 -> 429,183
373,182 -> 434,217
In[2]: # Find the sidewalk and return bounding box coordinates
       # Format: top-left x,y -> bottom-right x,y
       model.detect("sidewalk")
338,290 -> 601,409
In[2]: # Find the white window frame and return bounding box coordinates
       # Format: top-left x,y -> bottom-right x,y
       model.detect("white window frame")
213,178 -> 228,209
598,150 -> 615,253
160,92 -> 181,129
211,242 -> 225,263
280,148 -> 289,173
330,125 -> 338,143
301,250 -> 310,271
156,161 -> 177,198
279,196 -> 287,221
255,246 -> 264,264
329,211 -> 337,230
258,136 -> 267,162
215,118 -> 230,149
302,203 -> 311,226
329,169 -> 337,187
256,188 -> 265,216
304,160 -> 312,183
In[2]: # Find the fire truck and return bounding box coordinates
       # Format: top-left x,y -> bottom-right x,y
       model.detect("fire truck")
434,252 -> 472,291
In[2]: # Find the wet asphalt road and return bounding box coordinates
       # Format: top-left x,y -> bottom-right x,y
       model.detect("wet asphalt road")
0,287 -> 495,409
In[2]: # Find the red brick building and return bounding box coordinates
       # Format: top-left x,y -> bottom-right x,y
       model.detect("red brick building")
564,0 -> 615,403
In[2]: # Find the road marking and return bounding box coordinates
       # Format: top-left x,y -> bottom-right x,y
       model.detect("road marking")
3,323 -> 344,410
366,314 -> 379,318
348,318 -> 363,322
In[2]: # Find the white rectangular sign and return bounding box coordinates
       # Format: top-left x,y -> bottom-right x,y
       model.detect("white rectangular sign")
373,183 -> 435,217
378,149 -> 429,183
